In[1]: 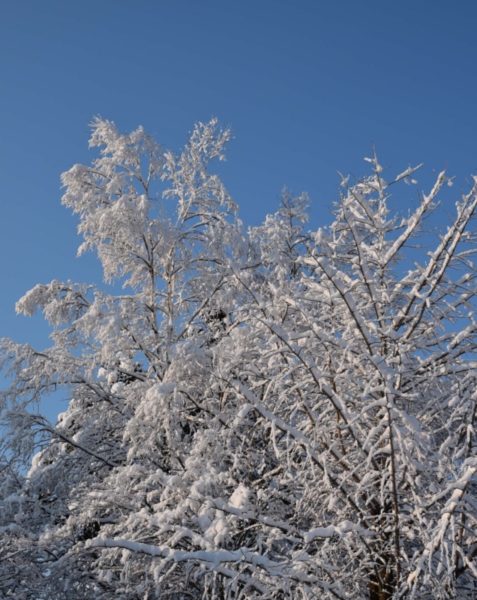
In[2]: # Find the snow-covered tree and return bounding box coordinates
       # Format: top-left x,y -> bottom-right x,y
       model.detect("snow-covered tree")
1,121 -> 476,599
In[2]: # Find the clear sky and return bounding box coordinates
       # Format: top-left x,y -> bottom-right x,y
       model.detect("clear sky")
2,0 -> 477,355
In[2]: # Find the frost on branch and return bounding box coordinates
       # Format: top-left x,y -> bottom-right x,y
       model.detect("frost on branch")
1,121 -> 477,599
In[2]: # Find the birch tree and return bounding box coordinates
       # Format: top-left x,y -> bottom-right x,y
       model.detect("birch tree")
1,121 -> 476,599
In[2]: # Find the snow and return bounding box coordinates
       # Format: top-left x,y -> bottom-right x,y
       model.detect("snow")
2,122 -> 477,599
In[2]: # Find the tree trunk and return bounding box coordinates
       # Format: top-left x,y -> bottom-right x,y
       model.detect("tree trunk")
368,565 -> 395,600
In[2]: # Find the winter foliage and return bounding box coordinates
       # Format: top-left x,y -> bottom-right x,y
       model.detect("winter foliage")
1,119 -> 476,599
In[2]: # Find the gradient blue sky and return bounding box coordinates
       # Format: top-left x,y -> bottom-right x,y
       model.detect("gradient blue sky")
2,0 -> 477,354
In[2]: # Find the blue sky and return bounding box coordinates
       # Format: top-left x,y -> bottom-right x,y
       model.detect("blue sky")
2,0 -> 477,356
